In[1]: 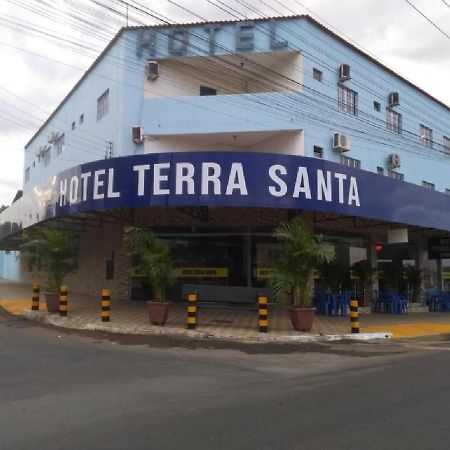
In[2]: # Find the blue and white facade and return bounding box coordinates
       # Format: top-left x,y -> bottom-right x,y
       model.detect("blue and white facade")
2,15 -> 450,298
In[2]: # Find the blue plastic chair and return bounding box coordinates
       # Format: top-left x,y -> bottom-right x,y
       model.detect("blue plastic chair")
338,291 -> 352,316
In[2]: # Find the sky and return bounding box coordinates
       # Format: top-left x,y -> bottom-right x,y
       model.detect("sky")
0,0 -> 449,205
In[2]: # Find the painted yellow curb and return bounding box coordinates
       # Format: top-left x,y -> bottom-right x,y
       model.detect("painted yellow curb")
0,300 -> 47,316
364,322 -> 450,339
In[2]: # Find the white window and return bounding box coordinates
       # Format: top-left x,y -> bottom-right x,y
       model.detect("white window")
388,170 -> 404,181
340,155 -> 361,169
422,181 -> 435,190
386,108 -> 402,134
25,167 -> 30,183
43,146 -> 51,166
338,85 -> 358,115
56,133 -> 65,155
444,136 -> 450,154
97,89 -> 109,121
420,125 -> 433,148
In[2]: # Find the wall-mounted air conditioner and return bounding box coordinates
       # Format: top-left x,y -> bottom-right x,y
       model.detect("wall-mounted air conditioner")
339,64 -> 351,81
388,92 -> 399,107
333,133 -> 351,152
132,126 -> 144,144
387,153 -> 401,169
146,61 -> 159,80
47,132 -> 57,144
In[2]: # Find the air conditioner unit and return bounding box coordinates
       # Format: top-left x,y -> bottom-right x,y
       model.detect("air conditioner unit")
146,61 -> 159,80
47,132 -> 57,144
132,126 -> 144,144
339,64 -> 351,81
389,92 -> 399,107
333,133 -> 351,152
387,153 -> 401,169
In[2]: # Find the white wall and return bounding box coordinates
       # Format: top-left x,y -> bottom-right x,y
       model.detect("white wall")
144,130 -> 304,155
144,52 -> 302,99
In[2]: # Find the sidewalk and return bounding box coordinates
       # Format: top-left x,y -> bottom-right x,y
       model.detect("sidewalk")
3,279 -> 450,341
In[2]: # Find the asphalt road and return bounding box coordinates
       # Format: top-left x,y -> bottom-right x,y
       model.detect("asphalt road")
2,310 -> 450,450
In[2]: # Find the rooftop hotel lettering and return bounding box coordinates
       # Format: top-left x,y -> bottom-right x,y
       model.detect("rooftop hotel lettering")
136,20 -> 288,58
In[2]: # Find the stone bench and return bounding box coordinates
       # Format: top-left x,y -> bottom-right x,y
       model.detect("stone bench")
181,284 -> 272,308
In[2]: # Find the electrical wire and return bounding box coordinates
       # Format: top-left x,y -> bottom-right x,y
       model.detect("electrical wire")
403,0 -> 450,40
2,0 -> 450,164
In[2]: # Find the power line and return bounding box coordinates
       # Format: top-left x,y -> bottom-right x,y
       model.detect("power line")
3,0 -> 450,164
403,0 -> 450,40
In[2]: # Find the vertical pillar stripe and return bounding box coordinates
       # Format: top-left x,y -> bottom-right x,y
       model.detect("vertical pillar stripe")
59,285 -> 68,317
350,299 -> 359,334
187,292 -> 197,330
31,283 -> 40,311
258,294 -> 268,333
101,289 -> 111,322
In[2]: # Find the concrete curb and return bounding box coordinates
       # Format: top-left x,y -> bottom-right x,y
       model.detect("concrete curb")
21,309 -> 393,343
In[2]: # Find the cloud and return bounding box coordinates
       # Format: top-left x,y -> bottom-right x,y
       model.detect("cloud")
0,0 -> 450,207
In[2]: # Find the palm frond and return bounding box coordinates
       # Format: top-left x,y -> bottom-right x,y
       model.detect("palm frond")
272,219 -> 335,307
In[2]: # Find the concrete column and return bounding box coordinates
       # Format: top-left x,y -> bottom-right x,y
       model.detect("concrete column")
366,240 -> 378,306
245,229 -> 252,287
437,258 -> 443,291
415,238 -> 428,299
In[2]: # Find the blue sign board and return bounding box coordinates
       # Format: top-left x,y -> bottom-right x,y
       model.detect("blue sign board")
1,151 -> 450,239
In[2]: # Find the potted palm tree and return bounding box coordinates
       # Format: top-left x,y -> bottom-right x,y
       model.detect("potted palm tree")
272,219 -> 335,332
20,229 -> 78,312
125,226 -> 175,326
403,264 -> 423,304
351,260 -> 378,306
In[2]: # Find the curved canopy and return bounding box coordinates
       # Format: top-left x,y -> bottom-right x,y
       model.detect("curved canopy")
1,151 -> 449,239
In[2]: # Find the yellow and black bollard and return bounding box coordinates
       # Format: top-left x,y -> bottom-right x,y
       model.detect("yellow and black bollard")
350,299 -> 359,333
258,294 -> 268,333
59,285 -> 68,317
187,292 -> 197,330
31,283 -> 40,311
101,289 -> 111,322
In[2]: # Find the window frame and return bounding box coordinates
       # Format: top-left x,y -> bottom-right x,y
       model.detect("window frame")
387,169 -> 404,181
43,146 -> 51,166
338,84 -> 358,115
97,89 -> 110,121
422,180 -> 435,190
340,155 -> 361,169
444,136 -> 450,154
56,133 -> 65,155
386,107 -> 402,134
313,145 -> 323,158
313,68 -> 323,82
420,124 -> 433,148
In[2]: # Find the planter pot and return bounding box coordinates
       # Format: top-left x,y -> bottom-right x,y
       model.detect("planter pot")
147,301 -> 171,326
287,306 -> 315,332
45,292 -> 60,313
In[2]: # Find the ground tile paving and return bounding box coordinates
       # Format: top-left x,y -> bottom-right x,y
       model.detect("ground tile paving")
3,279 -> 450,340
